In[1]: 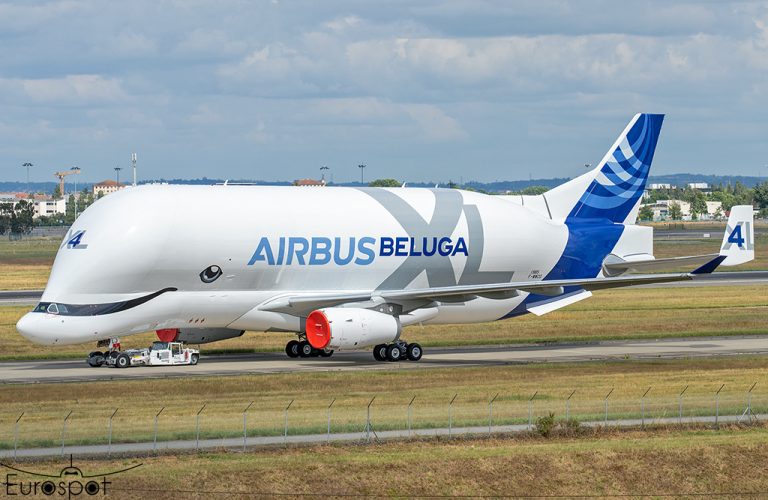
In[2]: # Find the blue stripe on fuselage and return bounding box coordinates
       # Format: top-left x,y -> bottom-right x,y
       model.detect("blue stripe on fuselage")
499,219 -> 624,319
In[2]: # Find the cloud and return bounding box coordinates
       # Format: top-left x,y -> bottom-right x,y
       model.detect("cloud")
0,0 -> 767,182
0,75 -> 127,104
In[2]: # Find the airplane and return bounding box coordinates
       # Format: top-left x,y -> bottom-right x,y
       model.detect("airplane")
16,113 -> 755,363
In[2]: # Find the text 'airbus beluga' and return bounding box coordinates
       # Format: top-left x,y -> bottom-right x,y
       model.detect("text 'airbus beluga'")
17,114 -> 755,362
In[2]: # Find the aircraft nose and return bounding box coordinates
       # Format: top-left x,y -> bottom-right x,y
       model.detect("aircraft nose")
16,312 -> 59,345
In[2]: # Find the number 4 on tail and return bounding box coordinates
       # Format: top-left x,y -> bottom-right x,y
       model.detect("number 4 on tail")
727,224 -> 745,247
66,230 -> 88,249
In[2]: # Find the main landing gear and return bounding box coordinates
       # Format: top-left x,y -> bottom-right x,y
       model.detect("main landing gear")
285,339 -> 334,359
373,341 -> 422,362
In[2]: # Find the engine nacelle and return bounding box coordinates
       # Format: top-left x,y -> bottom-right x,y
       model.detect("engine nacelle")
156,328 -> 245,344
305,308 -> 400,351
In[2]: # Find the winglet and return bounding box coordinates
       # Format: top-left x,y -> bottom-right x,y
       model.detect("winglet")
719,205 -> 755,266
691,255 -> 727,275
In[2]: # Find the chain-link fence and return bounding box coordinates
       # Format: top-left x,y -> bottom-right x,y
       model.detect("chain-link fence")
0,384 -> 763,458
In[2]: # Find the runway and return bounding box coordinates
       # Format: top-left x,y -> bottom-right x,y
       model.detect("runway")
1,335 -> 766,384
1,271 -> 767,306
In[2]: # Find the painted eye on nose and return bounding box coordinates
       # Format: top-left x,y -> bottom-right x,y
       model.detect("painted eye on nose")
199,265 -> 222,283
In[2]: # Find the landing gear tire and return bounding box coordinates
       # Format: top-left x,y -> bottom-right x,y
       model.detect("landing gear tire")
115,353 -> 130,368
386,344 -> 403,362
87,351 -> 105,367
285,340 -> 300,358
373,344 -> 387,361
319,350 -> 334,357
298,341 -> 313,358
406,343 -> 423,361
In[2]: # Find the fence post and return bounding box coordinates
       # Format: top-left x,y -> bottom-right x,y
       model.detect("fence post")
641,387 -> 651,428
448,394 -> 457,438
565,390 -> 575,421
365,397 -> 376,443
603,388 -> 614,426
327,398 -> 336,444
715,384 -> 725,427
739,382 -> 758,423
153,407 -> 165,453
407,396 -> 416,439
284,400 -> 294,446
14,412 -> 24,461
242,401 -> 254,452
61,410 -> 73,457
108,408 -> 118,457
678,385 -> 688,424
528,391 -> 538,430
195,404 -> 206,452
488,393 -> 499,436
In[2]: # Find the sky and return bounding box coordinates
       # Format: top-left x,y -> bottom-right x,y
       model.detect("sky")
1,0 -> 767,184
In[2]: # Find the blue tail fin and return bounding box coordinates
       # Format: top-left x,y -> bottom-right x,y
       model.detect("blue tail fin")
561,113 -> 664,223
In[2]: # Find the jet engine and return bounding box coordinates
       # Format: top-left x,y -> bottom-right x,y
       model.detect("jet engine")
305,308 -> 400,350
155,328 -> 245,344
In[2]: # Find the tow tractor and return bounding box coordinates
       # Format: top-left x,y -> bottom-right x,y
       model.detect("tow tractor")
87,338 -> 199,368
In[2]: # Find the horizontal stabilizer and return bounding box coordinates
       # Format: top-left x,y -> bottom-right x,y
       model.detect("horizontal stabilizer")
527,290 -> 592,316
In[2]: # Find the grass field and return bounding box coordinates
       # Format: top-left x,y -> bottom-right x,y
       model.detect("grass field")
2,284 -> 766,359
0,356 -> 765,449
17,425 -> 768,498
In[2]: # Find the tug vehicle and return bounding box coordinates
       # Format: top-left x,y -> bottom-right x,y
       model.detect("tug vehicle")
87,338 -> 199,368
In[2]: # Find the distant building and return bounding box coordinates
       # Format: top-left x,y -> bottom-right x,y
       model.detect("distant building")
293,179 -> 326,187
93,180 -> 127,196
687,182 -> 709,190
641,199 -> 723,221
648,183 -> 673,190
0,192 -> 66,218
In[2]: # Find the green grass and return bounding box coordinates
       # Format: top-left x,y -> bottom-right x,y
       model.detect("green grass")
0,356 -> 765,450
13,423 -> 768,498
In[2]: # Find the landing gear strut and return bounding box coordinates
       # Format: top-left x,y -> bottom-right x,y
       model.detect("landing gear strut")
373,341 -> 422,362
285,338 -> 333,359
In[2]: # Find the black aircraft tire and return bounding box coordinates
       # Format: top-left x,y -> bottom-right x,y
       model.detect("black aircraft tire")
298,341 -> 313,358
406,343 -> 423,361
386,344 -> 402,362
373,344 -> 386,361
285,340 -> 300,358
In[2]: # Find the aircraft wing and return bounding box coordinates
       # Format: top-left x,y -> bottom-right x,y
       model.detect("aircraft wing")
259,273 -> 692,315
603,254 -> 720,275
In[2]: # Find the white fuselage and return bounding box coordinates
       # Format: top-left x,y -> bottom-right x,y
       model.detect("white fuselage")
17,184 -> 609,345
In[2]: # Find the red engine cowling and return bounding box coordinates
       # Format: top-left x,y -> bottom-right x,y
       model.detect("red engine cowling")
156,329 -> 179,342
305,308 -> 400,351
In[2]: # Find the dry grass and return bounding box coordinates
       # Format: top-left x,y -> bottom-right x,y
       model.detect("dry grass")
3,284 -> 766,359
16,425 -> 768,498
0,356 -> 765,449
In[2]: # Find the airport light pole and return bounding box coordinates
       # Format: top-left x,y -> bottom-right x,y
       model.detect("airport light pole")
71,166 -> 80,219
114,166 -> 122,184
22,162 -> 33,192
358,164 -> 366,185
320,165 -> 329,182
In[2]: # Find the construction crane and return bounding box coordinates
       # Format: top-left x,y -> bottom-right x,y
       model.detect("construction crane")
54,167 -> 81,197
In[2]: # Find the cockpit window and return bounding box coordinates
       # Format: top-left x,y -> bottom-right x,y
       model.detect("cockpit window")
30,288 -> 177,317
